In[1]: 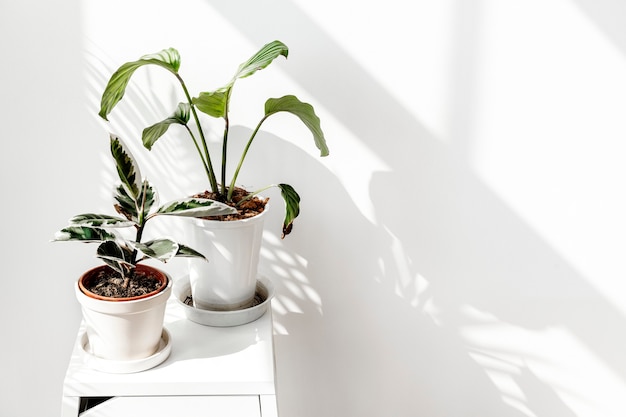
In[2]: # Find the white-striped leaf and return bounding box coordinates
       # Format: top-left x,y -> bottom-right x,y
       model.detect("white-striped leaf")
69,213 -> 136,228
53,226 -> 117,243
133,239 -> 178,263
97,241 -> 134,276
156,198 -> 237,217
110,134 -> 142,200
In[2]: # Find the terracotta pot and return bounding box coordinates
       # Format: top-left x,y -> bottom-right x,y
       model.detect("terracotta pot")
76,264 -> 172,361
188,205 -> 268,311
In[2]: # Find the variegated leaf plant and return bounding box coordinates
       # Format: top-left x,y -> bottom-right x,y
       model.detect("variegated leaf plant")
98,40 -> 329,238
54,134 -> 237,285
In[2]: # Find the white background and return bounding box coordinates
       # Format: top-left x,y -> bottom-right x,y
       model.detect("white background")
2,0 -> 626,416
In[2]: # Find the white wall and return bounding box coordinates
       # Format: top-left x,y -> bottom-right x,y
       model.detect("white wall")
3,0 -> 626,416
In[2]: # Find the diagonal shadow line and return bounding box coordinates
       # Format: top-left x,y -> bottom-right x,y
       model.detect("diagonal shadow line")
571,0 -> 626,56
207,0 -> 626,389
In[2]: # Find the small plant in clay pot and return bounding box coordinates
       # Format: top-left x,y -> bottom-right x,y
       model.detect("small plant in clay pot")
54,134 -> 237,298
98,40 -> 329,238
54,134 -> 238,363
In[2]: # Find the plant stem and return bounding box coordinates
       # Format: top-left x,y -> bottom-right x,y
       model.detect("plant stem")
175,74 -> 219,193
227,115 -> 268,200
221,117 -> 229,197
184,124 -> 211,178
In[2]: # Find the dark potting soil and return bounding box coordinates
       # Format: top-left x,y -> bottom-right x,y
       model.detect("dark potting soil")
85,268 -> 162,298
193,187 -> 268,221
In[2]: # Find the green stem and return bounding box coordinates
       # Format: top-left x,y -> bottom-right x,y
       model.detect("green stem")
227,115 -> 268,201
220,87 -> 234,198
131,182 -> 149,267
175,74 -> 219,193
184,124 -> 211,179
221,115 -> 229,196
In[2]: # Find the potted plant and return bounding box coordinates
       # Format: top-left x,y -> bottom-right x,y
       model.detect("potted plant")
98,40 -> 329,311
54,134 -> 236,363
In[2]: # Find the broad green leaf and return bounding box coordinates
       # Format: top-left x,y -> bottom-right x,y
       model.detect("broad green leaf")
175,244 -> 207,260
193,41 -> 288,119
192,88 -> 229,119
156,198 -> 237,217
142,102 -> 190,150
133,239 -> 178,263
234,40 -> 288,80
99,48 -> 181,120
278,184 -> 300,238
53,226 -> 117,243
69,213 -> 136,228
265,95 -> 329,157
110,134 -> 142,199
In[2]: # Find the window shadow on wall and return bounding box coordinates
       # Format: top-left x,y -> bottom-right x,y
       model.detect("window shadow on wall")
204,1 -> 626,416
79,1 -> 626,415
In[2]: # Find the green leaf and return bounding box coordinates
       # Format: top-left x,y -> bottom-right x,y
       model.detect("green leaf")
264,95 -> 329,157
69,213 -> 136,228
114,184 -> 138,222
192,88 -> 229,119
142,102 -> 190,150
175,244 -> 207,260
110,134 -> 142,199
156,198 -> 237,217
278,184 -> 301,238
193,41 -> 288,119
138,180 -> 157,219
133,239 -> 178,263
234,40 -> 289,80
99,48 -> 181,120
53,226 -> 117,243
97,241 -> 134,275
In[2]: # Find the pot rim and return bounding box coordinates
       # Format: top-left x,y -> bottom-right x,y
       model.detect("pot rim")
78,264 -> 170,302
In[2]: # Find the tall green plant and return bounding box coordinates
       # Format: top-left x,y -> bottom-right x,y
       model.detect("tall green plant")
54,134 -> 237,287
98,41 -> 329,237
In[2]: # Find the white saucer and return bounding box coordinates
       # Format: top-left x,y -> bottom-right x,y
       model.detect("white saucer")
79,328 -> 171,373
174,277 -> 274,327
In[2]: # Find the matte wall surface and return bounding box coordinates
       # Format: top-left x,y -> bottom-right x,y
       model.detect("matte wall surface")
3,0 -> 626,416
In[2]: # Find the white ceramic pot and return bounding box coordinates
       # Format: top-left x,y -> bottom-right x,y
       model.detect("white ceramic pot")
188,207 -> 267,311
75,264 -> 172,361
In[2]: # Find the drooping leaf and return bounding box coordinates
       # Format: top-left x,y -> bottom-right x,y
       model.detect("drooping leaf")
278,184 -> 301,238
175,244 -> 207,260
99,48 -> 181,120
132,239 -> 178,263
53,226 -> 117,243
234,40 -> 289,80
264,95 -> 329,157
110,134 -> 142,199
192,88 -> 229,119
193,41 -> 288,119
97,241 -> 134,276
69,213 -> 136,228
156,198 -> 237,218
142,102 -> 190,150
